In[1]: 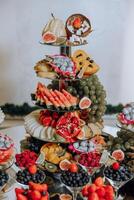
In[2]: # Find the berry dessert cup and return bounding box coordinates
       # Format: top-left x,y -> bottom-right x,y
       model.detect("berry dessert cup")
104,163 -> 134,192
117,102 -> 134,132
0,133 -> 14,169
61,165 -> 90,200
77,152 -> 102,175
16,165 -> 46,186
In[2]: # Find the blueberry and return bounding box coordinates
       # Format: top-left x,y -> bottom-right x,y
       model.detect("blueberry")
42,191 -> 46,196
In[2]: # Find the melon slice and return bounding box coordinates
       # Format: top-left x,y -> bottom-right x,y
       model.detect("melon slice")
88,123 -> 102,136
79,97 -> 92,109
112,150 -> 125,161
42,31 -> 57,43
77,125 -> 92,140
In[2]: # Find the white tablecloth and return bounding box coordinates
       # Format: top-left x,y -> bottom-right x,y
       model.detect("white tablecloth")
0,125 -> 117,200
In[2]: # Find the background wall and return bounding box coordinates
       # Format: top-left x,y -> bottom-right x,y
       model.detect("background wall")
0,0 -> 134,105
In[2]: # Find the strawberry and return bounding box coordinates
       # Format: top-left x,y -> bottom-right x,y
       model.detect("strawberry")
39,115 -> 45,124
29,182 -> 48,192
88,192 -> 99,200
28,165 -> 37,174
15,188 -> 25,195
43,110 -> 51,116
104,185 -> 114,193
31,190 -> 41,200
81,185 -> 89,197
112,162 -> 120,170
17,194 -> 28,200
42,116 -> 52,126
51,120 -> 57,128
88,184 -> 97,193
52,112 -> 59,119
69,163 -> 78,173
105,194 -> 114,200
73,17 -> 81,29
40,195 -> 49,200
105,190 -> 114,200
94,177 -> 104,187
96,187 -> 105,197
27,190 -> 32,198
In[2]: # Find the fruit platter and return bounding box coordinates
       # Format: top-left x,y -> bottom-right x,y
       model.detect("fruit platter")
1,13 -> 134,200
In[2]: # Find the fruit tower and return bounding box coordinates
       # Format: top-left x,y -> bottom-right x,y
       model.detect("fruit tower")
17,13 -> 133,200
21,13 -> 108,198
25,14 -> 107,144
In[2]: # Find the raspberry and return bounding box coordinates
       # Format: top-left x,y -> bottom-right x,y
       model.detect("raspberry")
112,162 -> 120,170
52,112 -> 59,119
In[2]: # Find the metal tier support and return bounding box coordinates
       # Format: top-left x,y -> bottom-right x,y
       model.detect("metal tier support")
60,46 -> 71,57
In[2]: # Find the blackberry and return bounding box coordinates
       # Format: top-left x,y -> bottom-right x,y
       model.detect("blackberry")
28,137 -> 45,153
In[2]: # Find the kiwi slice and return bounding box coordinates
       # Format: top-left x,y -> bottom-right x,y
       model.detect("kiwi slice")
57,149 -> 66,157
44,162 -> 57,173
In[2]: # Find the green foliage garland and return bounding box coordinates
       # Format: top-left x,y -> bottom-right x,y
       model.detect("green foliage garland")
0,103 -> 123,117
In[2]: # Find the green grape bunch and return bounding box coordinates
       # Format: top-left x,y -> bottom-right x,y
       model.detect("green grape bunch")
48,75 -> 106,123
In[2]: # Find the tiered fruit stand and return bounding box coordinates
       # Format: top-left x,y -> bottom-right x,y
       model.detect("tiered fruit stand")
22,13 -> 110,200
18,14 -> 134,200
0,14 -> 134,200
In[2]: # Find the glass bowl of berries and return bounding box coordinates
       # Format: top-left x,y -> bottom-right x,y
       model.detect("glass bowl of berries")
16,164 -> 46,186
0,170 -> 9,192
0,169 -> 16,200
0,133 -> 14,167
15,182 -> 49,200
60,163 -> 90,200
104,162 -> 134,191
76,151 -> 102,175
81,176 -> 117,200
15,150 -> 38,170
